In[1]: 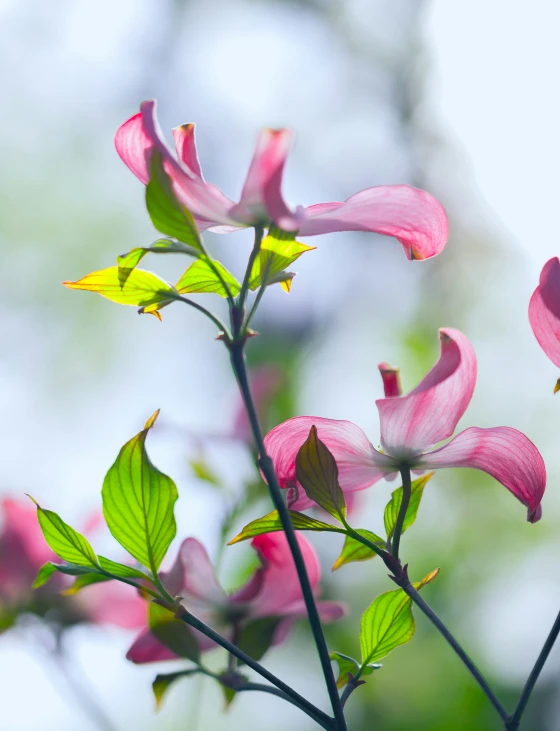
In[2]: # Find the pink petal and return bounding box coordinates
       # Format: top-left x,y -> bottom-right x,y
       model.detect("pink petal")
298,184 -> 448,260
115,111 -> 152,184
418,427 -> 546,522
249,532 -> 320,617
264,416 -> 392,506
529,257 -> 560,368
162,538 -> 227,610
172,124 -> 203,179
378,362 -> 402,397
270,600 -> 346,646
126,628 -> 178,664
230,128 -> 299,228
377,328 -> 477,458
82,581 -> 147,629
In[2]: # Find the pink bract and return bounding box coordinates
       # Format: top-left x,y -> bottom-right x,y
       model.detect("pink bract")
264,328 -> 546,522
126,532 -> 345,664
529,257 -> 560,371
115,100 -> 449,260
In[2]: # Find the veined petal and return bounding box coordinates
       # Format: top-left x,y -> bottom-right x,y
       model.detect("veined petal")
172,124 -> 203,179
377,328 -> 477,458
298,184 -> 448,260
264,416 -> 392,503
418,427 -> 546,522
249,532 -> 320,617
230,128 -> 299,228
529,257 -> 560,368
162,538 -> 227,610
115,111 -> 152,185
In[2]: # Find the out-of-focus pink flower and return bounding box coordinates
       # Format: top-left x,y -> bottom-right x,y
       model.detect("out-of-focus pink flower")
232,365 -> 284,445
115,100 -> 449,261
264,329 -> 546,522
126,531 -> 345,663
529,258 -> 560,385
0,498 -> 146,631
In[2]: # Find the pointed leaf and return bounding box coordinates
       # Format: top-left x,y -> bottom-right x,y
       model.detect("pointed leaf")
149,603 -> 200,663
63,266 -> 178,313
360,569 -> 440,665
63,572 -> 110,595
236,618 -> 282,663
384,472 -> 434,540
152,670 -> 200,710
102,411 -> 178,572
33,562 -> 58,589
29,498 -> 99,569
332,530 -> 386,571
249,229 -> 315,290
146,151 -> 203,249
117,238 -> 201,274
295,426 -> 346,520
228,510 -> 341,545
175,259 -> 241,298
330,652 -> 360,689
97,557 -> 153,582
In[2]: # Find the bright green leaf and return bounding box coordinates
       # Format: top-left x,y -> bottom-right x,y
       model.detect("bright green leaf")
330,652 -> 360,689
332,530 -> 386,571
175,259 -> 241,298
152,669 -> 200,710
228,510 -> 341,545
63,266 -> 178,316
102,410 -> 178,573
63,572 -> 110,595
149,603 -> 200,664
360,569 -> 440,665
33,562 -> 58,589
146,151 -> 203,249
29,498 -> 99,569
236,618 -> 281,663
295,426 -> 346,521
117,238 -> 201,274
249,230 -> 315,290
383,472 -> 434,540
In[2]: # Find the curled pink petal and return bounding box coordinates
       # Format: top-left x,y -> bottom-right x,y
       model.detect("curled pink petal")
378,362 -> 402,397
115,111 -> 152,185
418,426 -> 546,522
162,538 -> 227,609
172,124 -> 203,179
264,416 -> 392,504
298,185 -> 448,260
231,128 -> 298,227
529,257 -> 560,368
377,328 -> 477,458
126,628 -> 178,664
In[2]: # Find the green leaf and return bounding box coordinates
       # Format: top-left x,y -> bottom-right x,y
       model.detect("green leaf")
330,652 -> 360,689
175,259 -> 241,298
152,670 -> 200,710
149,603 -> 200,663
219,672 -> 249,709
97,556 -> 153,581
102,410 -> 178,573
228,510 -> 341,545
63,266 -> 178,317
189,457 -> 221,487
146,151 -> 203,249
332,530 -> 386,571
63,572 -> 110,595
236,617 -> 282,662
117,238 -> 201,273
249,230 -> 315,291
295,426 -> 346,521
29,498 -> 99,569
383,472 -> 434,540
33,562 -> 58,589
360,569 -> 440,665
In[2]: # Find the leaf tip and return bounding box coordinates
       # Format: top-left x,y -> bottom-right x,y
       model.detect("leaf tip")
144,409 -> 161,431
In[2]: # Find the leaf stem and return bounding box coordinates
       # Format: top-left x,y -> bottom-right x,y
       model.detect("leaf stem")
175,607 -> 334,730
244,284 -> 267,333
176,295 -> 231,338
505,608 -> 560,729
237,225 -> 264,315
391,466 -> 412,561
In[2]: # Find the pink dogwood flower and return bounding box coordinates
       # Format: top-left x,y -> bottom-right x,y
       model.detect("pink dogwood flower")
127,531 -> 345,663
115,100 -> 449,261
529,257 -> 560,391
0,498 -> 146,631
264,328 -> 546,522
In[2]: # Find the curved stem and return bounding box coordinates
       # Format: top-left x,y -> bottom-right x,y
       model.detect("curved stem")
391,466 -> 412,561
175,607 -> 333,729
237,225 -> 264,315
244,284 -> 267,333
227,341 -> 347,731
506,608 -> 560,730
176,295 -> 231,338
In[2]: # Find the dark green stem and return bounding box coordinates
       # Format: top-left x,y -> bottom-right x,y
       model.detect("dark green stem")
505,608 -> 560,730
391,466 -> 412,561
175,607 -> 333,729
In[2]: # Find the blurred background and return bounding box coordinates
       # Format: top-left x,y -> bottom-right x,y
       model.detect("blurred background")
1,0 -> 560,729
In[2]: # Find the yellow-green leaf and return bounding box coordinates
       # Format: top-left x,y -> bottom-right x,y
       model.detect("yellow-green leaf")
33,562 -> 58,589
63,266 -> 178,314
383,472 -> 434,540
295,426 -> 346,521
330,652 -> 360,689
332,530 -> 386,571
117,238 -> 201,273
249,230 -> 315,290
175,259 -> 241,298
228,510 -> 341,545
152,670 -> 200,711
